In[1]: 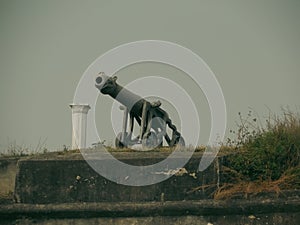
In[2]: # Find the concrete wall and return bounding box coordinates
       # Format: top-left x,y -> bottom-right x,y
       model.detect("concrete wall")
14,152 -> 221,204
0,158 -> 18,203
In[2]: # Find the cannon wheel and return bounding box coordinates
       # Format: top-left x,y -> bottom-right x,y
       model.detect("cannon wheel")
142,131 -> 158,149
115,132 -> 129,148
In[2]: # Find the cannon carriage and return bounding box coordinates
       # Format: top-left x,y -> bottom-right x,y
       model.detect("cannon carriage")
95,72 -> 185,149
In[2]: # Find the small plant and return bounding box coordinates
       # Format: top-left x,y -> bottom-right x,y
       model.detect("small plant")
43,147 -> 48,154
1,138 -> 48,157
63,145 -> 69,152
5,140 -> 29,156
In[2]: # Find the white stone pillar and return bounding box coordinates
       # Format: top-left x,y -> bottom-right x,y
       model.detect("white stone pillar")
69,104 -> 90,149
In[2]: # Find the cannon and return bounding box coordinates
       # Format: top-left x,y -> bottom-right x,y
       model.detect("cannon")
95,72 -> 185,148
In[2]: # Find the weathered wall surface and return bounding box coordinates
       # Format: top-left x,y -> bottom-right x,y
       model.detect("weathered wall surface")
0,158 -> 18,203
14,152 -> 221,204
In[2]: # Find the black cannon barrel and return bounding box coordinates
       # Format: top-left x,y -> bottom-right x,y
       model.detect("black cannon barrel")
95,73 -> 145,116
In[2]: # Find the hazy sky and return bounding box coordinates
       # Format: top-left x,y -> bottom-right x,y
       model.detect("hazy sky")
0,0 -> 299,152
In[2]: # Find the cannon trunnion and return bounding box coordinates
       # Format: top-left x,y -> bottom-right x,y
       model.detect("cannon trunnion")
95,73 -> 185,149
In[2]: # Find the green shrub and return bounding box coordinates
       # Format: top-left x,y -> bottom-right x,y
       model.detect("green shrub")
227,109 -> 300,181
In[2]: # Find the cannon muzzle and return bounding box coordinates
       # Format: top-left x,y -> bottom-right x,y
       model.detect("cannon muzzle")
95,72 -> 112,94
95,72 -> 144,113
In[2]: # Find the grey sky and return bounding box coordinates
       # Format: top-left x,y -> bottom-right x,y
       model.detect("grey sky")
0,0 -> 299,152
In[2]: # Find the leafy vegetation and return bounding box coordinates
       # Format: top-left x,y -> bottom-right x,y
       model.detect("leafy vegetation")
216,108 -> 300,199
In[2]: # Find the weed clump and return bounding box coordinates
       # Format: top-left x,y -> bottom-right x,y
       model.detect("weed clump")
222,109 -> 300,197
